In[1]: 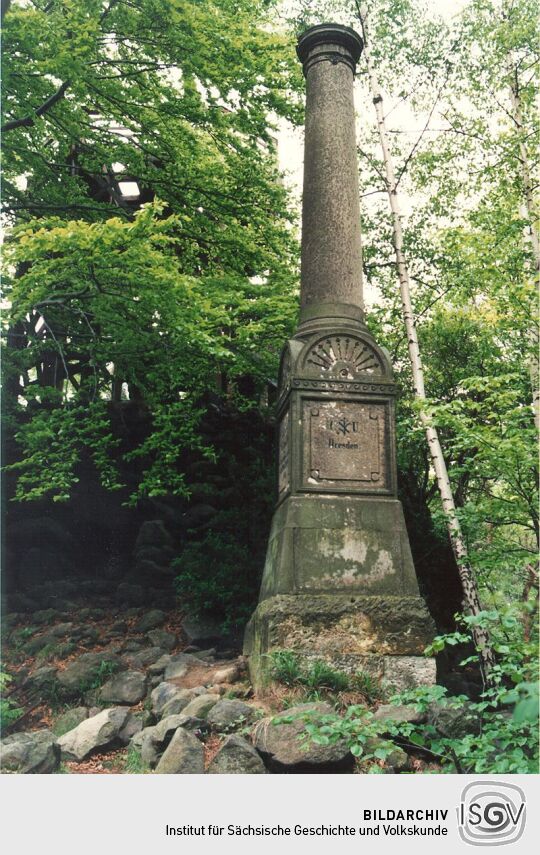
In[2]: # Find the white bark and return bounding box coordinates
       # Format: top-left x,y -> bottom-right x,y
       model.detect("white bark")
508,64 -> 540,431
357,4 -> 495,680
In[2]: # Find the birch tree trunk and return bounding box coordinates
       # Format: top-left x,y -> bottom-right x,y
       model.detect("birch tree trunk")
508,63 -> 540,431
356,3 -> 496,682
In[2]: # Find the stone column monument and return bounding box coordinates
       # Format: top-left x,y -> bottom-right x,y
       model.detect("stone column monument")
244,24 -> 435,690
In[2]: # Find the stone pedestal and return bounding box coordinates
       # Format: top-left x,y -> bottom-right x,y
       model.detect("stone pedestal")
244,24 -> 435,690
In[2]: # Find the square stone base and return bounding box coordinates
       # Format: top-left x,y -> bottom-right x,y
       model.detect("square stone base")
244,593 -> 436,692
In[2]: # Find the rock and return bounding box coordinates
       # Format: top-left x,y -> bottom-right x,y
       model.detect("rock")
147,629 -> 177,651
24,666 -> 58,692
428,701 -> 481,738
161,693 -> 195,718
148,654 -> 172,676
133,609 -> 166,633
182,615 -> 223,646
123,647 -> 165,669
23,634 -> 57,655
52,707 -> 88,737
206,699 -> 254,732
56,707 -> 131,761
207,735 -> 266,775
252,703 -> 354,773
212,664 -> 241,684
0,730 -> 59,774
137,727 -> 160,767
164,660 -> 189,680
181,694 -> 220,719
191,648 -> 217,661
32,609 -> 58,626
150,683 -> 192,717
155,728 -> 204,774
57,653 -> 123,697
116,583 -> 145,606
363,737 -> 410,771
373,704 -> 426,726
135,520 -> 174,549
181,505 -> 217,530
100,671 -> 147,705
119,713 -> 143,745
151,714 -> 206,747
111,620 -> 128,634
49,622 -> 74,638
122,640 -> 146,653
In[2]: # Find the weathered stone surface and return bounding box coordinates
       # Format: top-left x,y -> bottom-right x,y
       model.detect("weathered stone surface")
100,671 -> 147,705
182,694 -> 220,720
119,713 -> 143,744
206,699 -> 254,732
147,629 -> 177,651
152,714 -> 205,746
56,707 -> 130,761
1,730 -> 59,774
372,704 -> 426,726
163,661 -> 189,680
252,703 -> 353,773
212,664 -> 241,684
182,614 -> 223,646
427,701 -> 481,739
155,728 -> 204,774
24,665 -> 58,692
52,707 -> 88,736
123,647 -> 165,669
161,692 -> 195,718
150,682 -> 192,717
148,654 -> 172,676
133,610 -> 166,633
245,594 -> 435,690
56,653 -> 123,696
207,735 -> 266,774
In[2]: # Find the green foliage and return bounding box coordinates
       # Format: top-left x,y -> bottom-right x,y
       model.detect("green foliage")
173,531 -> 257,632
124,746 -> 150,774
0,671 -> 24,733
269,650 -> 351,694
2,0 -> 300,504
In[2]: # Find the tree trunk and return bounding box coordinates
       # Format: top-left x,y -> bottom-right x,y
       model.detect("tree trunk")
357,3 -> 496,682
508,63 -> 539,431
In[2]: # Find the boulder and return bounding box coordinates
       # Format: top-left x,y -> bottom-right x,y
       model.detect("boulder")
148,654 -> 172,676
99,671 -> 147,705
1,730 -> 59,774
56,653 -> 123,697
252,703 -> 354,773
150,682 -> 192,717
151,714 -> 206,747
56,707 -> 131,761
427,701 -> 481,738
24,666 -> 58,693
155,728 -> 204,774
122,647 -> 165,669
161,693 -> 195,718
52,707 -> 89,737
373,704 -> 426,726
207,735 -> 266,775
182,614 -> 223,647
206,699 -> 254,732
147,629 -> 177,652
133,610 -> 166,633
181,694 -> 220,720
212,664 -> 241,684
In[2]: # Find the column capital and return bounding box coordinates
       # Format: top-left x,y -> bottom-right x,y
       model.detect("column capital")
296,23 -> 363,76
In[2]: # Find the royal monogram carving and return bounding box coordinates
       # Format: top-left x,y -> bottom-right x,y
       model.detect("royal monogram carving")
303,335 -> 384,379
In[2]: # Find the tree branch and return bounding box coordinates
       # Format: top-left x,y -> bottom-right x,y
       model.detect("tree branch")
2,80 -> 70,133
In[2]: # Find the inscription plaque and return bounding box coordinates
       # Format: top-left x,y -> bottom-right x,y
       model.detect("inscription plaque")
278,411 -> 290,495
302,400 -> 388,491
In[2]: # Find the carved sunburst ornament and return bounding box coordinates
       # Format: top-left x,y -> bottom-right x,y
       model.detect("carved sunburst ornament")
305,336 -> 382,379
